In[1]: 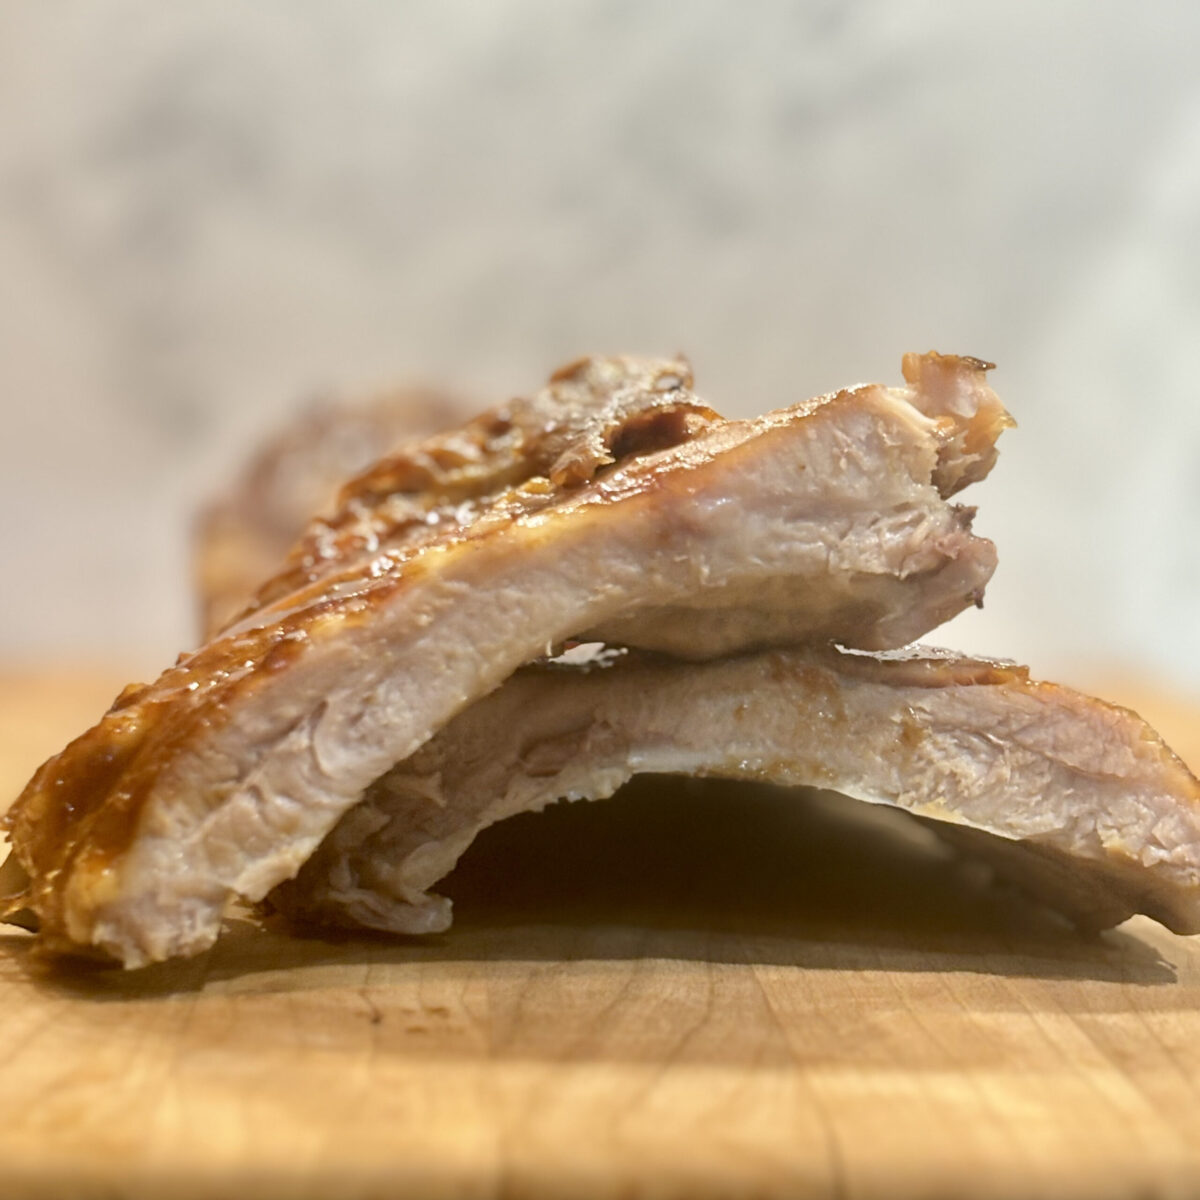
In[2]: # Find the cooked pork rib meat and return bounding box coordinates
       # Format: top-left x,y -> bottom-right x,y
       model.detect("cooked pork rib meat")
2,353 -> 1008,966
274,646 -> 1200,936
236,351 -> 1007,656
196,387 -> 470,637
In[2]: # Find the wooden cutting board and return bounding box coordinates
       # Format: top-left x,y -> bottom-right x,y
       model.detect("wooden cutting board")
1,670 -> 1199,1200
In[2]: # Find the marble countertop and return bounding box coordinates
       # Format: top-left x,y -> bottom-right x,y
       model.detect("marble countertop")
0,0 -> 1196,692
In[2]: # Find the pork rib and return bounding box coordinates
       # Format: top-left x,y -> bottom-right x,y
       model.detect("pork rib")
196,386 -> 470,637
274,646 -> 1200,936
2,353 -> 1009,966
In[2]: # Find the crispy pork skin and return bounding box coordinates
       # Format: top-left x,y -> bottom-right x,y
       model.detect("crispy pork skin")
2,353 -> 1008,966
274,647 -> 1200,937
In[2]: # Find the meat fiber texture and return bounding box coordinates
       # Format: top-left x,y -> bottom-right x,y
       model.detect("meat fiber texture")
6,349 -> 1188,969
273,646 -> 1200,939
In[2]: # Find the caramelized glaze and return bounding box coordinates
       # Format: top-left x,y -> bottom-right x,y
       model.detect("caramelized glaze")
3,356 -> 726,935
4,351 -> 1010,958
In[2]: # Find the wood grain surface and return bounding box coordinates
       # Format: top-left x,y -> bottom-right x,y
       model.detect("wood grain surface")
1,670 -> 1199,1200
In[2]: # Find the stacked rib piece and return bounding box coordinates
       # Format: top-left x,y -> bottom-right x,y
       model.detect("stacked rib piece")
4,353 -> 1199,967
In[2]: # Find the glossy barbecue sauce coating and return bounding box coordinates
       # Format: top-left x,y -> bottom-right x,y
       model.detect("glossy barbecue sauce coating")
1,356 -> 723,942
1,352 -> 1006,957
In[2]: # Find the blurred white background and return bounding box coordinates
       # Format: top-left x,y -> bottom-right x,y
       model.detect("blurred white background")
0,0 -> 1197,692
